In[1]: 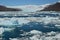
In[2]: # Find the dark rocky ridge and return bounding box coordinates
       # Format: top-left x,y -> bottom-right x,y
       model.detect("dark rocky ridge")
41,2 -> 60,11
0,5 -> 22,11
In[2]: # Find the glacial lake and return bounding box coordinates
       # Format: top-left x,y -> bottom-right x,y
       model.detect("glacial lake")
0,11 -> 60,40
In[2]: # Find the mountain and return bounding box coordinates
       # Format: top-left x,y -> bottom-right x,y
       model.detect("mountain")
0,5 -> 22,11
41,2 -> 60,11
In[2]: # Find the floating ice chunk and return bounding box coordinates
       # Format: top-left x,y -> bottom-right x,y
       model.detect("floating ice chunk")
30,35 -> 41,40
55,33 -> 60,38
47,31 -> 56,36
10,38 -> 19,40
30,30 -> 42,35
0,27 -> 4,34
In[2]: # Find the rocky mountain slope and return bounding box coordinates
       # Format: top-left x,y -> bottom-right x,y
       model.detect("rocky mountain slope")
0,5 -> 22,11
41,2 -> 60,11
